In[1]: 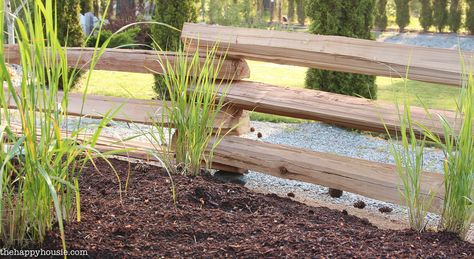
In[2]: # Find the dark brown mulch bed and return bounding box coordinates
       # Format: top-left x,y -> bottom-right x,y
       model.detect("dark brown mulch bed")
34,159 -> 474,258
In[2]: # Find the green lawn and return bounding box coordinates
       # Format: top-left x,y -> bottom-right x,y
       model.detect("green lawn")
76,70 -> 155,100
78,60 -> 461,123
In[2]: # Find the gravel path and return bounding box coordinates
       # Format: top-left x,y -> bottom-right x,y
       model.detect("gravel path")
378,32 -> 474,51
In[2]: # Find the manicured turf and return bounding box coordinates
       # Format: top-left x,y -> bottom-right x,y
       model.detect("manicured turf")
77,70 -> 155,100
78,60 -> 461,123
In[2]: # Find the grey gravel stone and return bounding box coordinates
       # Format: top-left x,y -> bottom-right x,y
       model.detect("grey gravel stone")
378,32 -> 474,52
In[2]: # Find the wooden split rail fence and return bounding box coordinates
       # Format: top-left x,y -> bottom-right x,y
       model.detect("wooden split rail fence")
4,23 -> 474,213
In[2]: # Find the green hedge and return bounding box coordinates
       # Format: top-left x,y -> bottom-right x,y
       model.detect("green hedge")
448,0 -> 462,33
394,0 -> 410,32
151,0 -> 197,99
420,0 -> 433,32
50,0 -> 84,90
375,0 -> 388,31
466,0 -> 474,34
433,0 -> 448,32
305,0 -> 377,100
56,0 -> 84,47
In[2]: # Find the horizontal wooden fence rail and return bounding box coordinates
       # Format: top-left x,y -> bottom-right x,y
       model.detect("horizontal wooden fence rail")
182,23 -> 474,86
3,44 -> 251,81
3,89 -> 250,135
195,81 -> 467,139
212,136 -> 445,213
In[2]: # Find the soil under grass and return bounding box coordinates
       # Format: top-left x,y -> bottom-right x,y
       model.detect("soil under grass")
34,158 -> 473,258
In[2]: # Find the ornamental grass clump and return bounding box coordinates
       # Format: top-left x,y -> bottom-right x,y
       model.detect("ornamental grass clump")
421,62 -> 474,238
387,79 -> 433,232
0,0 -> 119,250
146,42 -> 231,176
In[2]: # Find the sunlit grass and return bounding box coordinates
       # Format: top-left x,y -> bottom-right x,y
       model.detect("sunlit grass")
377,77 -> 460,110
75,70 -> 155,99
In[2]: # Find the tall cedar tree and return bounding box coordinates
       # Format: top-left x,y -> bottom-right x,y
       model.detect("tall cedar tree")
288,0 -> 295,23
448,0 -> 462,33
395,0 -> 410,32
56,0 -> 84,47
468,0 -> 474,34
305,0 -> 377,99
47,0 -> 84,90
208,0 -> 222,24
200,0 -> 206,20
433,0 -> 448,32
241,0 -> 254,26
375,0 -> 388,31
80,0 -> 93,13
420,0 -> 433,32
296,0 -> 305,25
151,0 -> 197,98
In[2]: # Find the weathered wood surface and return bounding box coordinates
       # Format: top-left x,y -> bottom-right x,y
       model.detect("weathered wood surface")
212,136 -> 445,213
3,44 -> 250,80
220,81 -> 466,138
4,90 -> 250,135
182,23 -> 474,86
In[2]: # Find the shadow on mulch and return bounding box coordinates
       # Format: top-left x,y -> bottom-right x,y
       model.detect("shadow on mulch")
25,159 -> 474,258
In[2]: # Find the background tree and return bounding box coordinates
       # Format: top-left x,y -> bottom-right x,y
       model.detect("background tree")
419,0 -> 433,32
394,0 -> 410,32
288,0 -> 295,23
200,0 -> 206,21
80,0 -> 93,13
375,0 -> 388,31
208,0 -> 223,24
223,1 -> 241,25
296,0 -> 305,25
277,0 -> 282,23
152,0 -> 197,50
269,0 -> 275,22
106,0 -> 113,16
448,0 -> 462,33
44,0 -> 84,90
305,0 -> 377,99
56,0 -> 84,47
467,0 -> 474,34
116,0 -> 135,16
433,0 -> 448,32
93,0 -> 101,16
151,0 -> 197,98
241,0 -> 254,26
